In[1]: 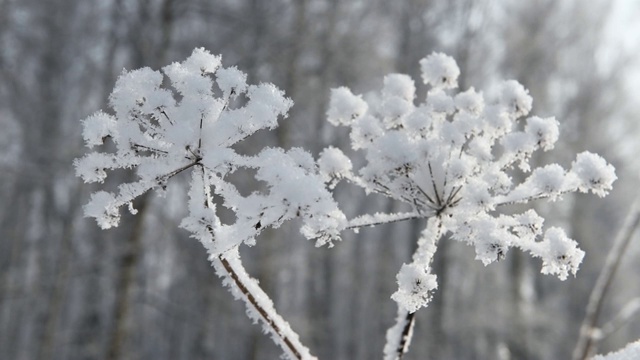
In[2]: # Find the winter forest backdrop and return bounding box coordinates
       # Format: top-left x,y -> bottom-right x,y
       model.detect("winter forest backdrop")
1,0 -> 640,359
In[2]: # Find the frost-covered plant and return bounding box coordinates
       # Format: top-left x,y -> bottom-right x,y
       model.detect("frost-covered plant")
75,47 -> 617,360
75,48 -> 345,360
321,52 -> 616,359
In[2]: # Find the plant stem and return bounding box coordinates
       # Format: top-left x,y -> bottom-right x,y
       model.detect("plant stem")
213,249 -> 316,360
197,166 -> 315,359
383,216 -> 443,360
572,199 -> 640,360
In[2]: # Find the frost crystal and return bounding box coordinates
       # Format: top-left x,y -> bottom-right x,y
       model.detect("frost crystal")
75,48 -> 345,254
323,52 -> 616,316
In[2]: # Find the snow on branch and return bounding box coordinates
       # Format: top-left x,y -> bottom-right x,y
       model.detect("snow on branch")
322,52 -> 616,359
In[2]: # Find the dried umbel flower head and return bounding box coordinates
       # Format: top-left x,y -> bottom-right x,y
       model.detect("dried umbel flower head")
75,48 -> 345,255
323,51 -> 616,308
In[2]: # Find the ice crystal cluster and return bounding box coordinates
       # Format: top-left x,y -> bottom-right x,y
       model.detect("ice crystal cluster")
75,48 -> 345,256
322,52 -> 616,315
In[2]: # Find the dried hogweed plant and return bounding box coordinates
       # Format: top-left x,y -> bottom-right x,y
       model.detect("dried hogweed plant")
75,49 -> 616,360
319,53 -> 616,359
75,48 -> 345,360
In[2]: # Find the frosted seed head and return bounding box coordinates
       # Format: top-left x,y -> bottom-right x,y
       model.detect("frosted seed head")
419,52 -> 460,89
327,87 -> 368,126
570,151 -> 617,197
163,60 -> 213,98
381,97 -> 413,128
391,263 -> 438,313
84,191 -> 120,229
525,116 -> 560,151
499,80 -> 532,118
247,83 -> 293,119
109,67 -> 164,117
182,47 -> 222,74
462,179 -> 494,212
540,227 -> 585,280
403,106 -> 433,137
426,89 -> 455,114
318,147 -> 353,186
454,87 -> 484,115
383,73 -> 416,101
82,111 -> 118,147
349,114 -> 384,149
513,209 -> 544,238
528,164 -> 567,200
216,66 -> 248,98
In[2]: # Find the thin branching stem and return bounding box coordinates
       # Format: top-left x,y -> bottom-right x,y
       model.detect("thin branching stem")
131,143 -> 169,155
197,114 -> 204,150
415,183 -> 438,207
494,189 -> 573,207
445,185 -> 463,206
427,160 -> 442,206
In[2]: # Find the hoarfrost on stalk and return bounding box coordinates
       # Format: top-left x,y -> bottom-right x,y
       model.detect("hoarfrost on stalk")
392,263 -> 438,313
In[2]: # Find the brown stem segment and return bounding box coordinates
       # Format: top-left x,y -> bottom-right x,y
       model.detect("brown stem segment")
397,311 -> 416,359
384,217 -> 443,360
198,165 -> 312,359
217,255 -> 304,360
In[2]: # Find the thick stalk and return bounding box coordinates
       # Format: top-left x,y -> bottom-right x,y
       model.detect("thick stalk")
212,249 -> 316,360
197,166 -> 314,360
383,216 -> 443,360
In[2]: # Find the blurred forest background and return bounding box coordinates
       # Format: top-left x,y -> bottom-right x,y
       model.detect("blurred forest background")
1,0 -> 640,359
